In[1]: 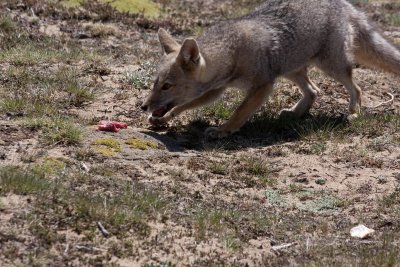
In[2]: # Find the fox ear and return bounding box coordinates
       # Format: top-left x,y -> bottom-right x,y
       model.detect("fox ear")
158,28 -> 180,54
178,38 -> 200,68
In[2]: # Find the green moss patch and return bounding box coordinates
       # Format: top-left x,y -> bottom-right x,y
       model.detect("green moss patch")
33,157 -> 67,177
93,147 -> 116,157
93,138 -> 121,157
64,0 -> 160,17
93,138 -> 121,149
125,138 -> 159,150
105,0 -> 159,17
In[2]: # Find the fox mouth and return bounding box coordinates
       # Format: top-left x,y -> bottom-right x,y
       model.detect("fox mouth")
151,102 -> 175,118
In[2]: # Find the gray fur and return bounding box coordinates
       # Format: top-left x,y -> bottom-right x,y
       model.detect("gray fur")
142,0 -> 400,138
197,0 -> 399,85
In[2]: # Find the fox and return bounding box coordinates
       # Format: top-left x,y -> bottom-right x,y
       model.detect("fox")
141,0 -> 400,139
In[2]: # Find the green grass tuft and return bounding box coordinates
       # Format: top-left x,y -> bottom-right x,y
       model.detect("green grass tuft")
0,15 -> 16,33
386,13 -> 400,26
204,102 -> 234,120
85,23 -> 119,37
209,162 -> 228,175
75,188 -> 165,228
1,66 -> 94,116
0,166 -> 51,195
24,116 -> 82,145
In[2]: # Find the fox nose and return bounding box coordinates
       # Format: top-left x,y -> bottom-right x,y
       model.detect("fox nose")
141,104 -> 148,112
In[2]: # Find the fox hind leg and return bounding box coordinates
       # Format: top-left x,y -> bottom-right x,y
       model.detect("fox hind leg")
336,73 -> 362,120
280,68 -> 320,118
316,60 -> 361,120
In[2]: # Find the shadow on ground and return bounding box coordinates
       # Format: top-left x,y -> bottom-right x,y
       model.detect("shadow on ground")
145,111 -> 350,151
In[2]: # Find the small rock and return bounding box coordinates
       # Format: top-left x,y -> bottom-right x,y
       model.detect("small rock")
76,32 -> 90,39
294,177 -> 308,183
193,191 -> 203,199
81,162 -> 90,172
376,176 -> 387,184
315,178 -> 326,185
350,224 -> 375,239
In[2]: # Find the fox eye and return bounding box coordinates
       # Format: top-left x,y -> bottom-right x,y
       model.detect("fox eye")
161,83 -> 172,91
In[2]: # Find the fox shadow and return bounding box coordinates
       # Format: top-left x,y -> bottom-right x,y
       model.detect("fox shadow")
144,111 -> 349,152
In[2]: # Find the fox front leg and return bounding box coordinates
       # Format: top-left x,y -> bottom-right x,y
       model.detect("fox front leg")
149,88 -> 225,126
280,68 -> 320,118
205,84 -> 273,139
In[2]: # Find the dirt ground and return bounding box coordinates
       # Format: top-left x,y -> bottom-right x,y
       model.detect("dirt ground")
0,0 -> 399,266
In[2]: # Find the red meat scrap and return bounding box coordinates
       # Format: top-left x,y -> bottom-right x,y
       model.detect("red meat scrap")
96,121 -> 128,132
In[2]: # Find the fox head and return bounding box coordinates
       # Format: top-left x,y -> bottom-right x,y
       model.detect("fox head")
141,28 -> 205,118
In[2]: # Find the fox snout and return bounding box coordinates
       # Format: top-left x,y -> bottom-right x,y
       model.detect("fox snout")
140,95 -> 151,112
140,92 -> 175,118
140,94 -> 159,113
140,92 -> 158,113
140,103 -> 149,112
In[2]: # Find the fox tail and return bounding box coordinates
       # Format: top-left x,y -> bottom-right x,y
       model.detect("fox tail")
353,15 -> 400,75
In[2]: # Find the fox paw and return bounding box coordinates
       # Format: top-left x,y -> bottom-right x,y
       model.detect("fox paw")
205,127 -> 231,139
346,113 -> 359,122
148,115 -> 167,126
279,109 -> 302,119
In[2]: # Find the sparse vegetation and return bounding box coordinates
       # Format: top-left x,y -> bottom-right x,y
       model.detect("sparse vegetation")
125,61 -> 157,90
385,12 -> 400,26
265,189 -> 287,206
209,161 -> 228,175
85,23 -> 119,37
0,15 -> 16,33
300,194 -> 344,212
23,116 -> 83,145
0,166 -> 51,195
